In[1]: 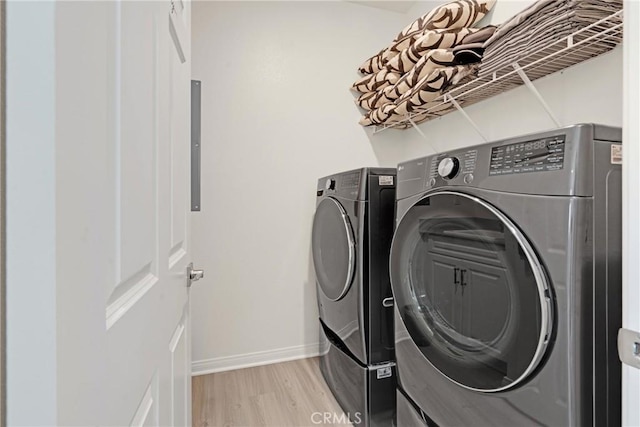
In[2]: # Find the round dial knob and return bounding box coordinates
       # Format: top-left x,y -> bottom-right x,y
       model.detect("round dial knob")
325,178 -> 336,191
438,157 -> 460,180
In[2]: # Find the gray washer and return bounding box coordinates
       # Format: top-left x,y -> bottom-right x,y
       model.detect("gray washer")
313,168 -> 397,426
391,124 -> 622,426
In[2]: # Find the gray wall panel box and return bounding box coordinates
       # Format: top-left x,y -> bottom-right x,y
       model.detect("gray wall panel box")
191,80 -> 201,212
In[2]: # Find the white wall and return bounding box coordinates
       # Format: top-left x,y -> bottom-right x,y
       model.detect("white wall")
6,2 -> 57,424
190,1 -> 408,374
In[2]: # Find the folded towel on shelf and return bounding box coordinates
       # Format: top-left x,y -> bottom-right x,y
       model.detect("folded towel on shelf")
479,0 -> 622,78
359,64 -> 477,126
356,27 -> 494,112
394,0 -> 495,40
358,49 -> 457,110
393,64 -> 477,117
480,2 -> 575,75
451,26 -> 496,65
351,26 -> 496,110
353,0 -> 499,127
459,24 -> 498,44
352,69 -> 401,93
353,26 -> 485,100
358,0 -> 496,75
453,43 -> 485,64
483,0 -> 558,48
385,27 -> 478,74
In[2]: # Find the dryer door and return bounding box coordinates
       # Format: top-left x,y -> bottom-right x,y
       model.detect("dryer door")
312,197 -> 356,301
390,191 -> 554,392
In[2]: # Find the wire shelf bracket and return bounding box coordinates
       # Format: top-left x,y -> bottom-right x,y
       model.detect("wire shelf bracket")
444,93 -> 488,142
408,116 -> 440,153
512,62 -> 562,127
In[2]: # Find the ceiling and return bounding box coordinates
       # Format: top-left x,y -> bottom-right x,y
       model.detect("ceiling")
346,1 -> 419,14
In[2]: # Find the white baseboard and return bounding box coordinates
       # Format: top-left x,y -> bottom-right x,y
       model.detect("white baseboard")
192,342 -> 323,376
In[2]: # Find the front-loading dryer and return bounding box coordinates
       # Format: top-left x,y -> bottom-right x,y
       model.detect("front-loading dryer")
390,124 -> 622,426
312,168 -> 397,426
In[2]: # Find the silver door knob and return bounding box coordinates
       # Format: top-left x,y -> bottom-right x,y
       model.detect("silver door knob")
187,262 -> 204,287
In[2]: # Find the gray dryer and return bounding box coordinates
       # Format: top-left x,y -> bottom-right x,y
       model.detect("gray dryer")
390,124 -> 622,426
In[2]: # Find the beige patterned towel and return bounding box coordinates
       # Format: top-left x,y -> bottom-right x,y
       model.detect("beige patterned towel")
358,0 -> 496,75
352,69 -> 401,94
359,64 -> 477,126
386,27 -> 478,74
352,28 -> 475,95
357,49 -> 458,110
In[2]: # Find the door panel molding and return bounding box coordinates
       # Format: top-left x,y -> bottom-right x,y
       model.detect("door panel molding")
130,375 -> 158,427
106,266 -> 158,330
167,12 -> 189,272
169,0 -> 188,63
108,1 -> 161,328
168,247 -> 187,269
170,311 -> 188,427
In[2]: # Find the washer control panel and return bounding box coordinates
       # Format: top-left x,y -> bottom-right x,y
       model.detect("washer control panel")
489,135 -> 565,176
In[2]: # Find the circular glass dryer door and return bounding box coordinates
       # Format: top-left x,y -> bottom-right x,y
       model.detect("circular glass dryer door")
312,197 -> 356,301
390,191 -> 554,392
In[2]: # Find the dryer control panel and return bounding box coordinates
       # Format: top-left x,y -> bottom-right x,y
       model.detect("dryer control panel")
489,135 -> 565,176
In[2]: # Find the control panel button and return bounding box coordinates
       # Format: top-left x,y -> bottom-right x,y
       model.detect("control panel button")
464,174 -> 474,184
438,157 -> 460,180
325,179 -> 336,191
427,178 -> 436,188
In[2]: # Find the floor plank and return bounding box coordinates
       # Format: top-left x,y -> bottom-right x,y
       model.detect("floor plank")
192,357 -> 352,427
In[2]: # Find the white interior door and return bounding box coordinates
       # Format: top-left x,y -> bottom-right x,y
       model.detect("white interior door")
6,1 -> 193,425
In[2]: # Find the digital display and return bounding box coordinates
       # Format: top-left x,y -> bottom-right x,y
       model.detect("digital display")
489,135 -> 565,176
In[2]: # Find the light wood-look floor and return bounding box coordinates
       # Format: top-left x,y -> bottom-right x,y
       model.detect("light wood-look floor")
192,357 -> 351,427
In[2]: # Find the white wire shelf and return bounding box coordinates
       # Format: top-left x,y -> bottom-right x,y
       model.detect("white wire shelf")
372,9 -> 623,134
